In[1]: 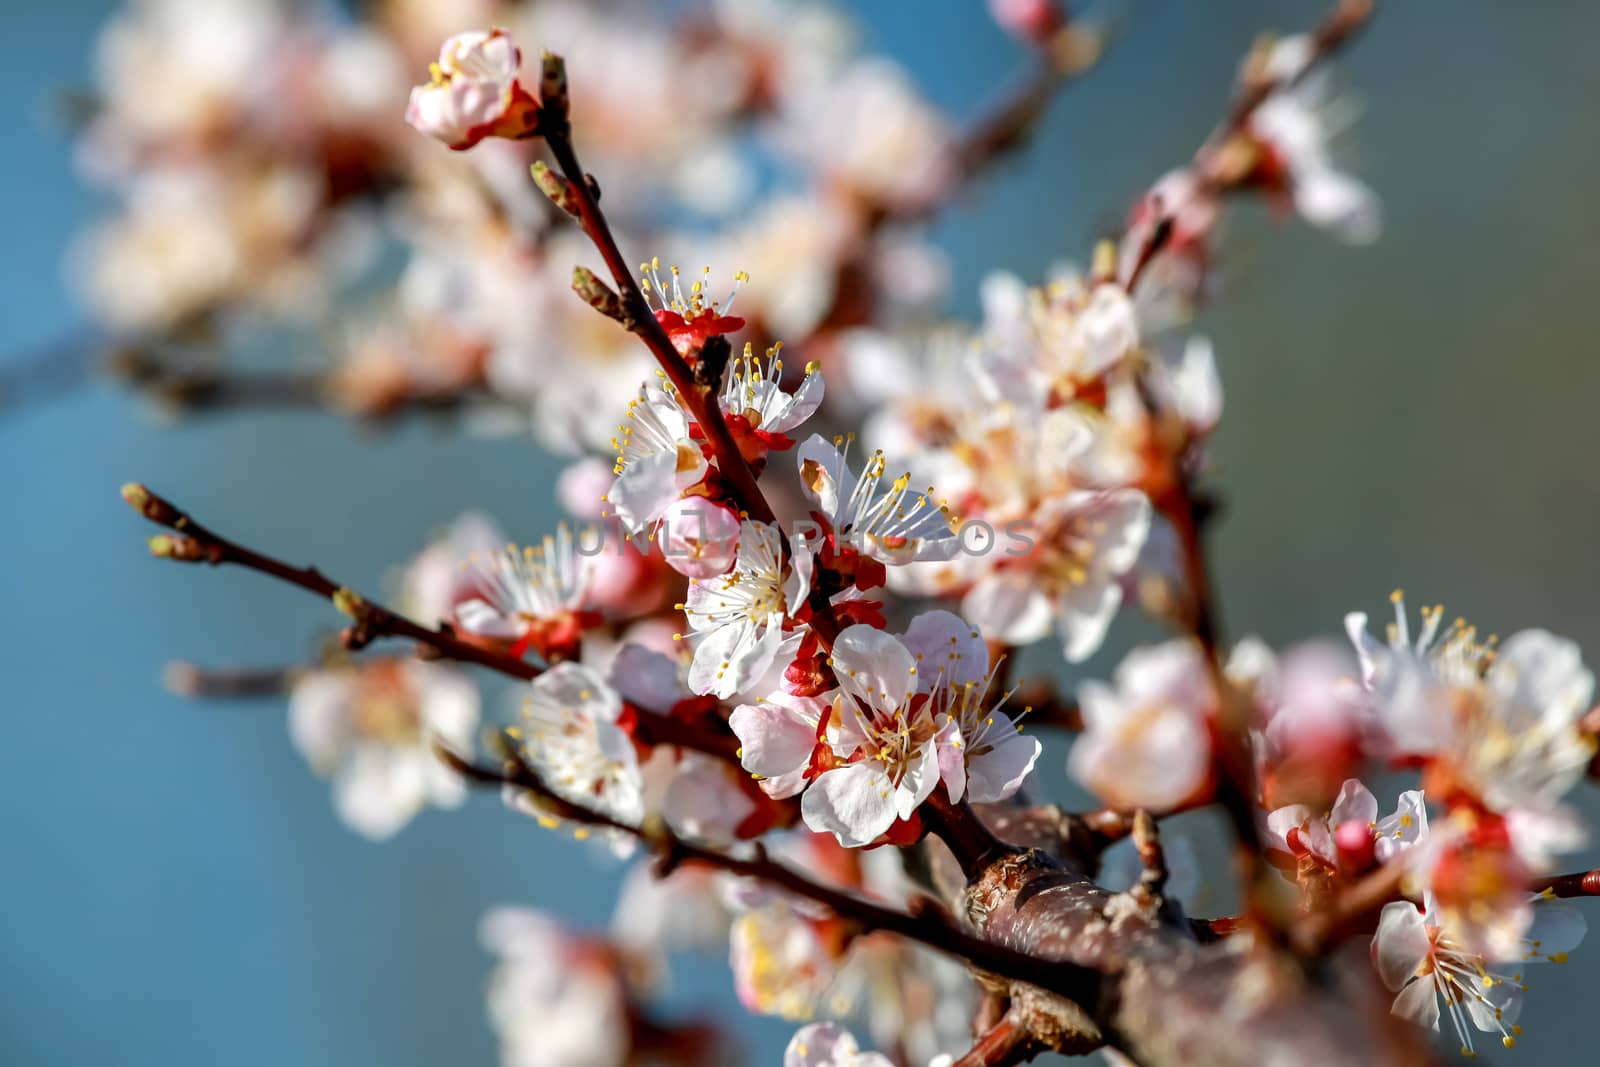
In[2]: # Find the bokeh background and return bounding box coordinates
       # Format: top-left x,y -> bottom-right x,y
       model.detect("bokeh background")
5,1 -> 1600,1064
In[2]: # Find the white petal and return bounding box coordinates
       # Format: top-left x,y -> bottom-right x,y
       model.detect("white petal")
334,748 -> 428,840
729,701 -> 820,789
901,609 -> 989,692
964,714 -> 1041,803
1524,899 -> 1587,959
801,762 -> 899,848
1372,901 -> 1431,991
894,740 -> 941,820
1493,629 -> 1593,726
288,671 -> 355,766
1329,778 -> 1379,828
609,644 -> 688,709
453,597 -> 523,639
528,662 -> 623,724
1055,572 -> 1123,664
831,625 -> 918,716
764,367 -> 826,434
1389,977 -> 1439,1032
1264,805 -> 1313,853
1295,169 -> 1381,245
795,434 -> 854,522
609,450 -> 684,533
936,717 -> 967,804
962,574 -> 1053,645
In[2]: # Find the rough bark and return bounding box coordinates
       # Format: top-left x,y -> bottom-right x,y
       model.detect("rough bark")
932,806 -> 1443,1067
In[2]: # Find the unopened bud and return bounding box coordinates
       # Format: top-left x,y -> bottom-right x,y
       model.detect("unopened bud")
122,481 -> 179,524
540,50 -> 569,122
332,587 -> 367,619
988,0 -> 1064,45
148,534 -> 204,561
572,266 -> 626,323
1090,239 -> 1118,283
1050,23 -> 1105,76
530,161 -> 580,215
639,812 -> 671,847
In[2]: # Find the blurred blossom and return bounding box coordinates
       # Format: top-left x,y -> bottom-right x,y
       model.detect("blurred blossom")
288,658 -> 478,840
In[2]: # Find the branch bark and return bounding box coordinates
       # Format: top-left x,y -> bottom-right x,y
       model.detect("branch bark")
121,483 -> 738,761
437,740 -> 1103,1009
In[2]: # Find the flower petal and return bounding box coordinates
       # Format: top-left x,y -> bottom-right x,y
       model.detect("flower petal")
1372,901 -> 1431,992
801,762 -> 898,848
964,713 -> 1041,804
831,625 -> 918,716
730,700 -> 821,792
901,609 -> 989,693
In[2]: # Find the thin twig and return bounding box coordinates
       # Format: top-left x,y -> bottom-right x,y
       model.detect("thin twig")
1532,869 -> 1600,899
437,738 -> 1104,1010
538,108 -> 842,651
120,483 -> 738,761
951,1010 -> 1035,1067
164,661 -> 303,699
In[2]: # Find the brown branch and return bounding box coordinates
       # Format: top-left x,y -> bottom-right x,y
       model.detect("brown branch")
120,483 -> 737,761
887,20 -> 1108,227
537,79 -> 842,652
437,738 -> 1104,1010
163,661 -> 303,699
1290,859 -> 1410,956
1533,869 -> 1600,899
1212,0 -> 1375,144
951,1011 -> 1036,1067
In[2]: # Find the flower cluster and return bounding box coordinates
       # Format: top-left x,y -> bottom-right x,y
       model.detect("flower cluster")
118,6 -> 1600,1065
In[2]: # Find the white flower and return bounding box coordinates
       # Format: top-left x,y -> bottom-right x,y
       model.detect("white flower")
730,901 -> 837,1020
638,258 -> 749,353
610,861 -> 730,963
682,522 -> 813,699
480,907 -> 630,1067
904,610 -> 1041,804
454,524 -> 597,648
1070,640 -> 1214,811
1373,896 -> 1585,1057
797,434 -> 959,565
777,58 -> 953,209
1374,789 -> 1430,863
1263,779 -> 1427,872
606,381 -> 708,534
784,1021 -> 894,1067
289,659 -> 478,840
405,29 -> 538,150
1264,777 -> 1378,869
657,751 -> 757,844
516,662 -> 643,827
800,624 -> 962,848
1347,595 -> 1596,817
962,488 -> 1151,661
720,342 -> 825,439
1232,636 -> 1368,807
1249,75 -> 1380,244
977,272 -> 1139,403
399,511 -> 505,626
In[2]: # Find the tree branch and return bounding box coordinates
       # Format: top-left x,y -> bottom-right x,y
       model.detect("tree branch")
1533,869 -> 1600,899
436,738 -> 1104,1010
120,483 -> 738,761
538,93 -> 843,651
951,1010 -> 1035,1067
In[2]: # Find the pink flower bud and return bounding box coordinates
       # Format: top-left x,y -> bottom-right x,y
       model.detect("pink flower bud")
658,497 -> 741,579
405,29 -> 540,150
1333,818 -> 1376,873
988,0 -> 1064,44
